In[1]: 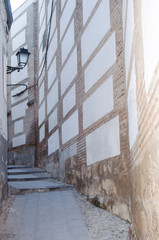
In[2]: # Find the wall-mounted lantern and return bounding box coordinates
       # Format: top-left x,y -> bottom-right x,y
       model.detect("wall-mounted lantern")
7,48 -> 30,74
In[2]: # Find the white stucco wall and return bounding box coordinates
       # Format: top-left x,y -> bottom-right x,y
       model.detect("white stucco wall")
48,129 -> 59,155
12,100 -> 28,121
39,123 -> 45,142
11,65 -> 28,84
83,76 -> 114,129
47,80 -> 58,114
38,100 -> 46,126
14,119 -> 24,134
61,20 -> 74,64
83,0 -> 98,25
48,108 -> 57,132
86,115 -> 120,165
84,32 -> 116,92
62,110 -> 79,144
48,57 -> 56,89
128,61 -> 138,150
12,30 -> 25,52
61,47 -> 77,95
63,84 -> 76,117
12,134 -> 26,148
141,0 -> 159,92
124,0 -> 134,85
81,0 -> 110,66
11,13 -> 27,38
39,81 -> 44,105
11,84 -> 28,105
60,0 -> 76,39
48,5 -> 56,39
47,30 -> 57,67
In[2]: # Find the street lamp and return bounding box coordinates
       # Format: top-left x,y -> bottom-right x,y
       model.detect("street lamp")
7,48 -> 30,74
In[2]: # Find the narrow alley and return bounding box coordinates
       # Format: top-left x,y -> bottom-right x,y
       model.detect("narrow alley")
0,165 -> 129,240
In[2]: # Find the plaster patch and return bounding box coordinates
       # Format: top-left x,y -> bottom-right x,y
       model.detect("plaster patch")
128,61 -> 138,149
63,84 -> 76,117
61,47 -> 77,95
84,32 -> 116,92
61,20 -> 74,64
47,80 -> 58,114
81,0 -> 110,65
62,110 -> 79,144
86,115 -> 120,165
48,129 -> 59,155
12,134 -> 26,148
48,108 -> 57,132
83,76 -> 114,129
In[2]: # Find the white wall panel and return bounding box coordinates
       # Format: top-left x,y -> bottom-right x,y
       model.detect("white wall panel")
12,100 -> 28,121
61,47 -> 77,95
47,30 -> 57,67
39,123 -> 45,142
48,108 -> 57,132
13,0 -> 34,19
86,116 -> 120,165
47,80 -> 58,114
11,65 -> 28,84
84,32 -> 116,92
81,0 -> 110,65
12,134 -> 26,148
48,129 -> 59,155
11,84 -> 28,105
38,101 -> 45,126
39,81 -> 44,105
12,30 -> 25,52
49,5 -> 56,39
83,0 -> 98,25
124,0 -> 134,84
14,119 -> 23,134
48,57 -> 56,89
62,110 -> 79,144
39,45 -> 45,67
83,76 -> 114,129
40,1 -> 45,27
39,0 -> 44,12
61,20 -> 74,64
142,0 -> 159,92
11,13 -> 27,38
128,61 -> 138,149
63,84 -> 76,117
60,0 -> 76,39
39,18 -> 46,48
61,0 -> 67,11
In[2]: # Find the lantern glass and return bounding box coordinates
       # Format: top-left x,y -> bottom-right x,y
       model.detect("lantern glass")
16,48 -> 30,67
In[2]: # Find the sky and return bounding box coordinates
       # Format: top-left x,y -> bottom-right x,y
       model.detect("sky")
10,0 -> 27,12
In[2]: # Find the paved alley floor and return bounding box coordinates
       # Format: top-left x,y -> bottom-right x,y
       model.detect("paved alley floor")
0,165 -> 130,240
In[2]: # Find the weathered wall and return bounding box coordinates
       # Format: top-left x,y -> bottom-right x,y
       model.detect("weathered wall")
37,0 -> 159,239
7,0 -> 159,239
123,0 -> 159,239
0,0 -> 12,208
37,0 -> 130,222
7,0 -> 38,166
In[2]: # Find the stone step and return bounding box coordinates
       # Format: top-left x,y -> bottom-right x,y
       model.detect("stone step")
8,172 -> 51,182
8,179 -> 72,194
8,168 -> 46,175
7,165 -> 31,169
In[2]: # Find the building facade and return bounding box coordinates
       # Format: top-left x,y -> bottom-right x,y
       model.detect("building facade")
7,0 -> 159,239
0,0 -> 12,207
7,0 -> 38,166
